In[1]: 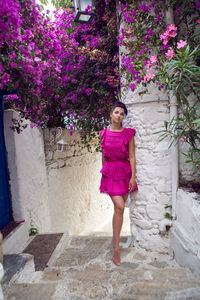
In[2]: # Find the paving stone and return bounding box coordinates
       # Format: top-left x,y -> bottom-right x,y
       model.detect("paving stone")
42,269 -> 63,281
148,260 -> 168,268
73,264 -> 113,281
2,235 -> 200,300
2,254 -> 33,284
133,252 -> 147,260
3,283 -> 57,300
64,280 -> 109,299
70,236 -> 108,249
54,247 -> 102,267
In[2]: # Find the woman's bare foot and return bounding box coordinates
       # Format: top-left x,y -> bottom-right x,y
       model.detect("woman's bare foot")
112,248 -> 120,266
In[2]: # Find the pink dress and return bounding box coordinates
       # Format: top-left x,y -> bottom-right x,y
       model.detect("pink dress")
100,128 -> 138,196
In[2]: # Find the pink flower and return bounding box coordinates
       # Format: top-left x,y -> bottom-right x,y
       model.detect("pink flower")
166,24 -> 177,32
160,24 -> 177,45
177,40 -> 187,49
160,32 -> 169,45
144,68 -> 155,82
150,55 -> 157,64
179,138 -> 185,142
165,48 -> 174,60
198,19 -> 200,24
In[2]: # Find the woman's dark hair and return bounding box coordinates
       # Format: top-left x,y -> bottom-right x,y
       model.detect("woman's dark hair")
111,101 -> 128,116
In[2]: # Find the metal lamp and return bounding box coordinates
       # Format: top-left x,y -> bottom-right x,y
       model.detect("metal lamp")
57,139 -> 67,152
72,0 -> 94,24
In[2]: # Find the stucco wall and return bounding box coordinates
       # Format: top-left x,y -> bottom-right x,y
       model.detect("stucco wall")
4,113 -> 113,236
4,110 -> 51,234
43,128 -> 113,235
170,188 -> 200,275
123,86 -> 172,252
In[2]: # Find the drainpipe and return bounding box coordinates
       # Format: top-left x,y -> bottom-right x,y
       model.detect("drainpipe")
165,7 -> 179,218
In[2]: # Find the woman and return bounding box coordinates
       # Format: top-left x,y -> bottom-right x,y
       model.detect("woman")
100,101 -> 138,266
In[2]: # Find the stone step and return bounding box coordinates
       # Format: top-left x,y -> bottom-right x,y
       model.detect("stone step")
2,235 -> 200,299
2,253 -> 35,285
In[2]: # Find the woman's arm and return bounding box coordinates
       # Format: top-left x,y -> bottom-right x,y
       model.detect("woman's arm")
128,136 -> 136,191
100,135 -> 105,166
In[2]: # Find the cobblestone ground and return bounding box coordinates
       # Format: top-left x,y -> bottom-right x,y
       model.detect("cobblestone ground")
2,235 -> 200,300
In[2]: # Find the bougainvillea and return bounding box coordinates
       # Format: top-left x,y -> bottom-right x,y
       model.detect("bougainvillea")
0,0 -> 119,144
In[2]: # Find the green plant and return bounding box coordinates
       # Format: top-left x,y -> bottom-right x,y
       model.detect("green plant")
164,204 -> 173,220
164,212 -> 173,220
29,227 -> 39,236
155,103 -> 200,172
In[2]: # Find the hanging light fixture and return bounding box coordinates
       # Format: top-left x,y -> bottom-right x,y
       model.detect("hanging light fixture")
72,0 -> 95,24
57,139 -> 67,152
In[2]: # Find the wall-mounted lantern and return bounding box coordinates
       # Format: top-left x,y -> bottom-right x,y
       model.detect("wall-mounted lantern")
72,0 -> 94,24
57,139 -> 67,152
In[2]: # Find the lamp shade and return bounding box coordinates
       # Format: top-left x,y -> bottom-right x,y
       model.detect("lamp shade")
57,139 -> 67,152
72,0 -> 94,23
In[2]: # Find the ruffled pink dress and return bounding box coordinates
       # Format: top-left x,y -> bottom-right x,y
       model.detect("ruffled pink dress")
100,128 -> 138,196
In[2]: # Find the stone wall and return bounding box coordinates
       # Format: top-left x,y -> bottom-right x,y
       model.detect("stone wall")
43,128 -> 113,235
123,86 -> 172,252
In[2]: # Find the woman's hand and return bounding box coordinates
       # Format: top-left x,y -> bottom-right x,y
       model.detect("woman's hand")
129,177 -> 136,192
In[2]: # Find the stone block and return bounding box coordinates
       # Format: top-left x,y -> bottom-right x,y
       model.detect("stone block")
134,219 -> 153,230
156,193 -> 171,205
136,207 -> 146,215
142,93 -> 159,102
58,159 -> 65,168
49,162 -> 58,169
156,184 -> 171,193
54,151 -> 67,160
46,151 -> 53,161
146,204 -> 165,221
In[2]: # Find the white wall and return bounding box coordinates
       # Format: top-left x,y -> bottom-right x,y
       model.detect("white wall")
4,110 -> 51,234
170,188 -> 200,275
3,113 -> 113,237
43,128 -> 113,235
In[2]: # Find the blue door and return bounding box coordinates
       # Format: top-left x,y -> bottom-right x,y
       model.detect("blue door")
0,93 -> 12,229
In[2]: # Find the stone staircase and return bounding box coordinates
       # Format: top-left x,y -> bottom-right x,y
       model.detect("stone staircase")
2,234 -> 200,300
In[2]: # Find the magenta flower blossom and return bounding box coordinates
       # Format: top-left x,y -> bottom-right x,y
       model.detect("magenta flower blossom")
196,1 -> 200,10
129,83 -> 136,91
179,138 -> 185,142
85,88 -> 91,96
165,48 -> 174,60
177,40 -> 187,49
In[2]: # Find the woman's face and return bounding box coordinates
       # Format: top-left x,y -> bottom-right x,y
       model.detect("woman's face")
110,106 -> 125,125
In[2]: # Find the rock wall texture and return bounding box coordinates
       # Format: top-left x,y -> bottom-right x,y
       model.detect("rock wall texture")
123,86 -> 172,252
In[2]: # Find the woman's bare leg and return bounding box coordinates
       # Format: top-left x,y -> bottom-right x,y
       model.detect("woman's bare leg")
110,195 -> 125,266
123,193 -> 128,203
